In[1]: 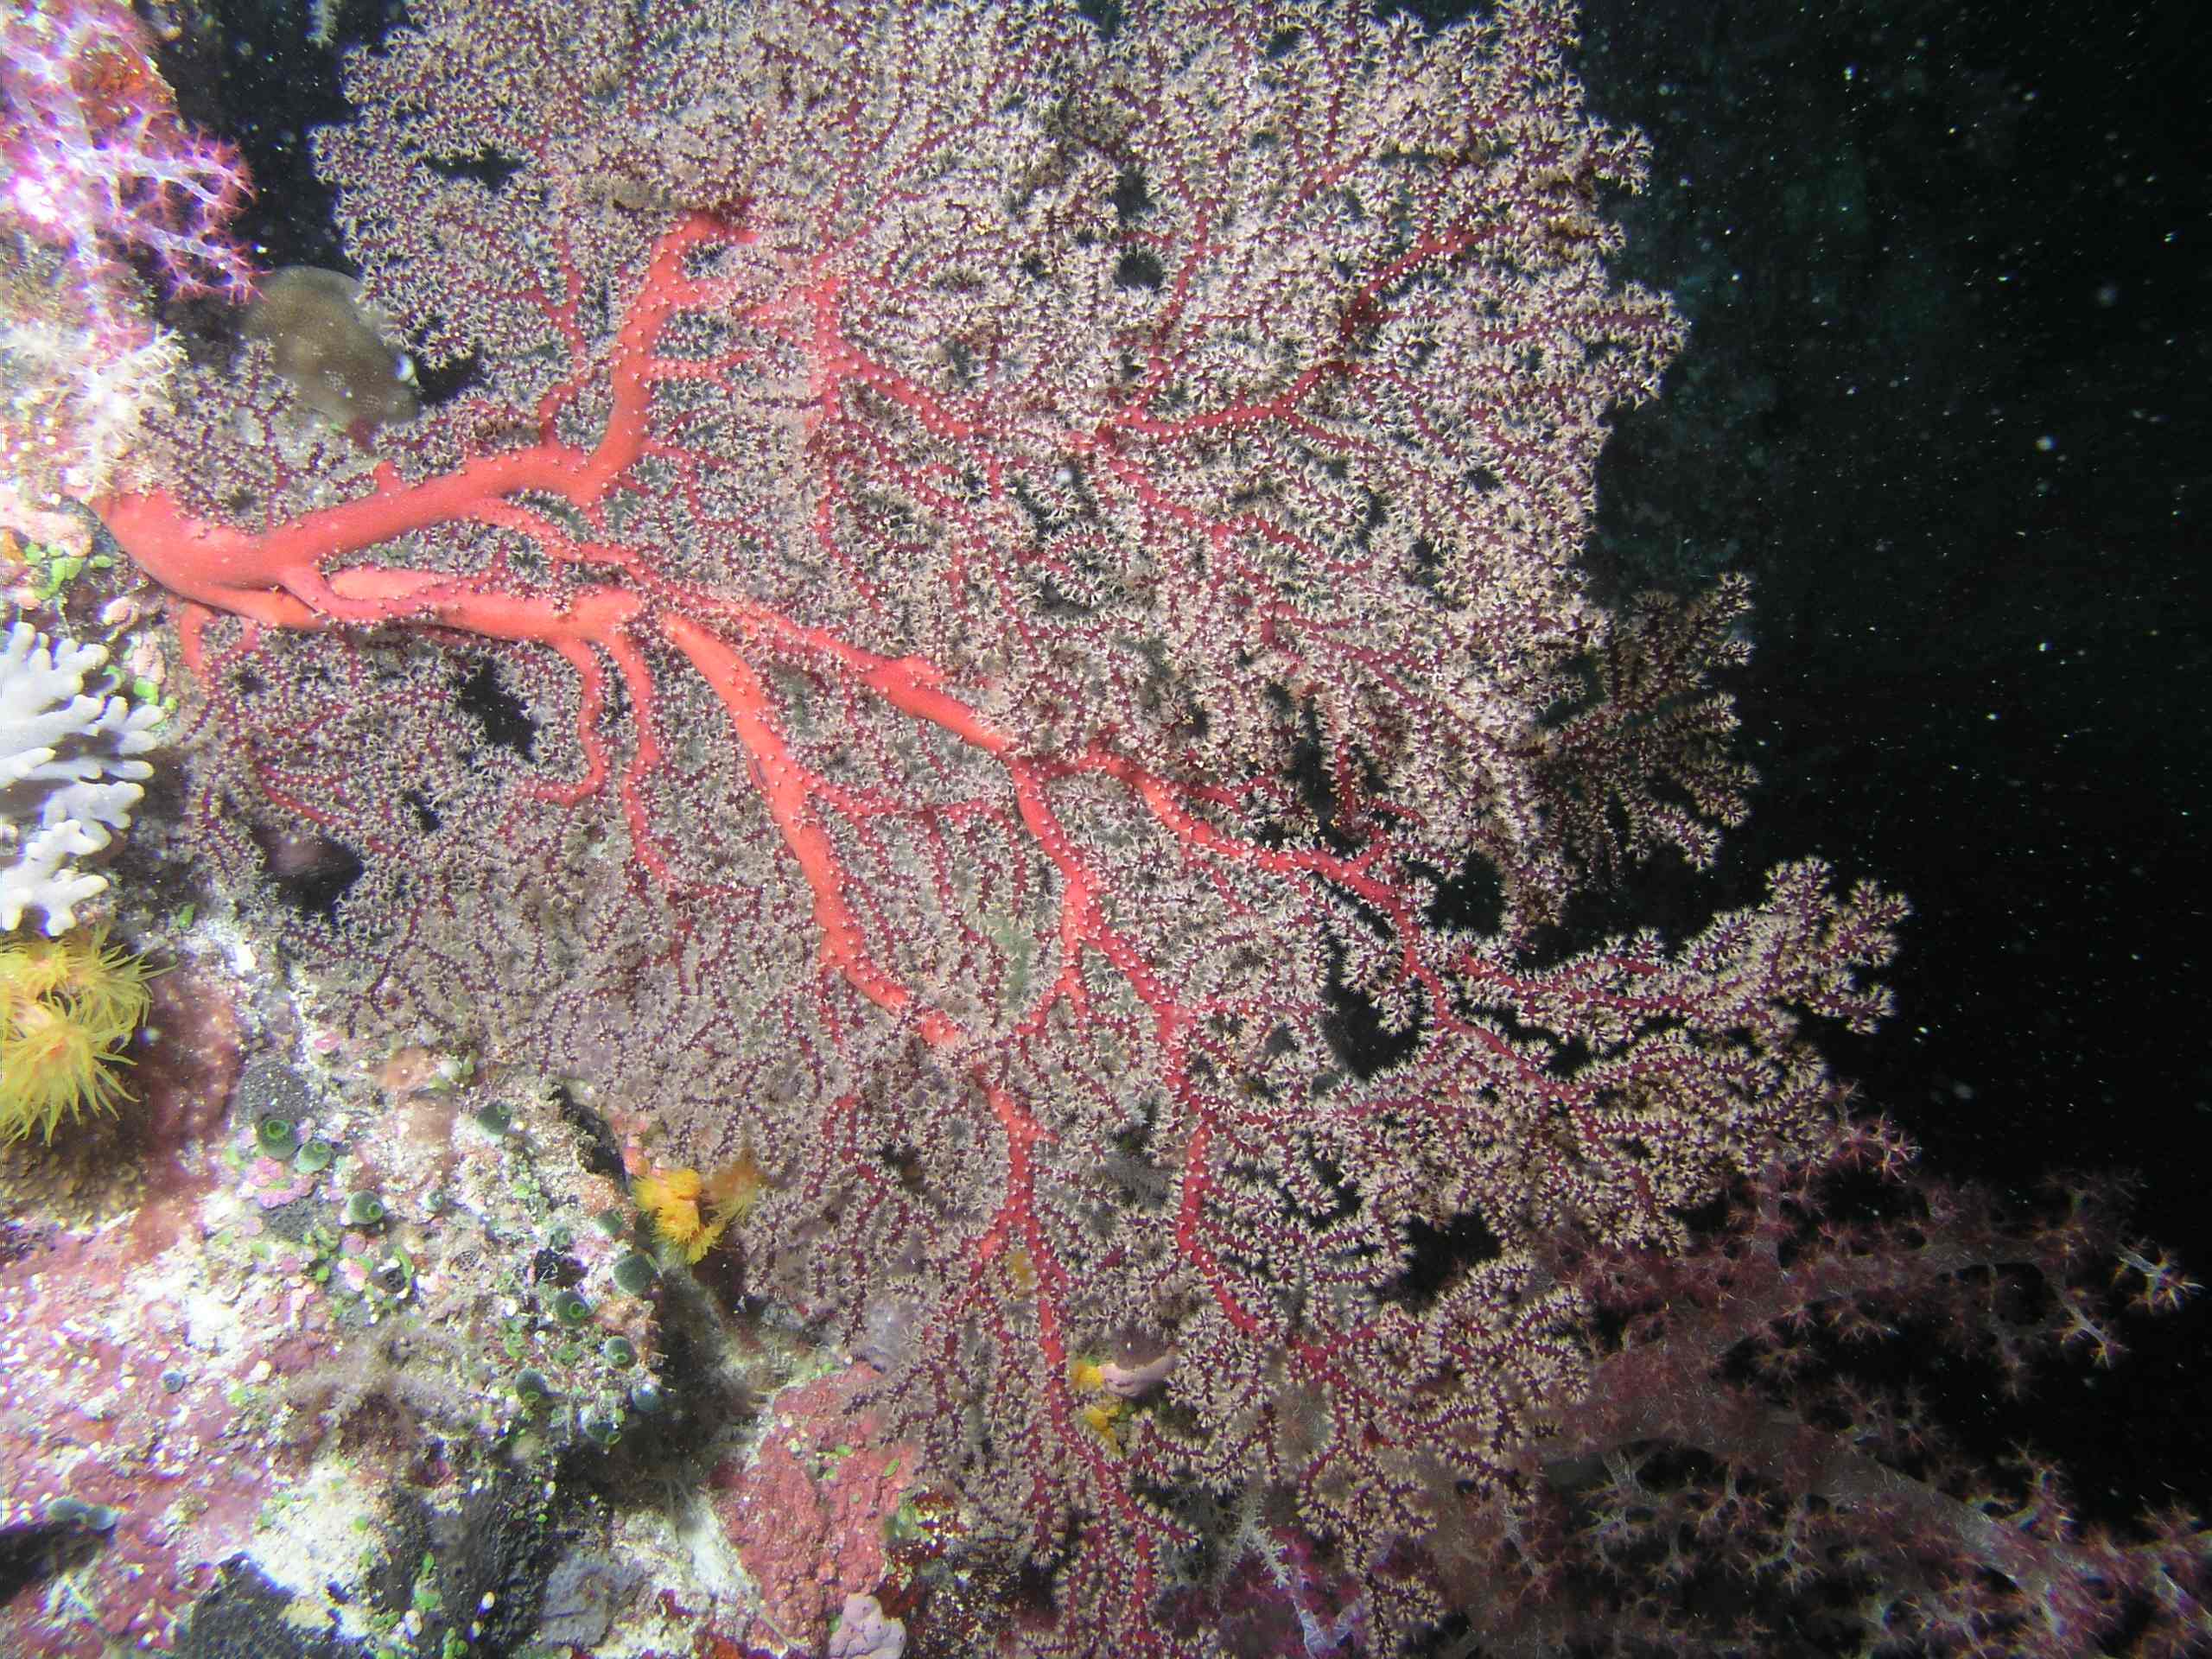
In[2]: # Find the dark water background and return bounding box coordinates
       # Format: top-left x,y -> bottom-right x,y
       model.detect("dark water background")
1574,0 -> 2212,1525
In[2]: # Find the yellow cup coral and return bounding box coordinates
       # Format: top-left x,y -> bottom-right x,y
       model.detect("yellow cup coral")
633,1148 -> 767,1263
0,930 -> 154,1141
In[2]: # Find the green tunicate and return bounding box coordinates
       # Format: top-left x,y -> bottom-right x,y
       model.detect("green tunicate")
601,1336 -> 637,1369
579,1408 -> 620,1446
611,1254 -> 657,1295
342,1191 -> 387,1228
545,1224 -> 573,1251
628,1381 -> 664,1415
474,1102 -> 512,1135
376,1255 -> 413,1296
514,1369 -> 553,1404
293,1138 -> 335,1173
45,1497 -> 119,1531
551,1290 -> 593,1326
256,1116 -> 300,1158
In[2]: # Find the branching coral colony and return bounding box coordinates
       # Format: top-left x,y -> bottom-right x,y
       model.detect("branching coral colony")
72,0 -> 2127,1649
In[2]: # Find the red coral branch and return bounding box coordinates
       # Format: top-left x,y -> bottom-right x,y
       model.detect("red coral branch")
85,3 -> 1916,1649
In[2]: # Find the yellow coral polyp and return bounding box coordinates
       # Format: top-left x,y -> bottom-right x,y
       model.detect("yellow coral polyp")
634,1150 -> 766,1263
0,931 -> 153,1141
704,1146 -> 768,1225
634,1166 -> 713,1258
1070,1357 -> 1128,1453
1079,1399 -> 1127,1455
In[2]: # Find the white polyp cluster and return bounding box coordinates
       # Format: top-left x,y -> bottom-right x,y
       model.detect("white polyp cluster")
0,620 -> 162,934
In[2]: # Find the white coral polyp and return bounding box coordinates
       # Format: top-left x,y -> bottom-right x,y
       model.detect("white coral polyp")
0,620 -> 162,934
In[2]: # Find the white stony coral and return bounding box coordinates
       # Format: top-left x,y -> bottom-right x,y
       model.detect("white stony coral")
1,620 -> 162,935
